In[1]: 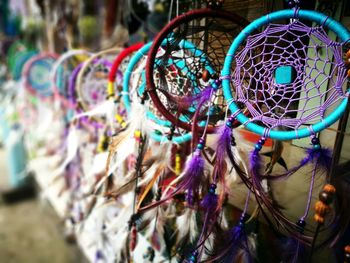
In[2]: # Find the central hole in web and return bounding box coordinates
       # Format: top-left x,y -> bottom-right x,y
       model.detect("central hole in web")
274,65 -> 297,85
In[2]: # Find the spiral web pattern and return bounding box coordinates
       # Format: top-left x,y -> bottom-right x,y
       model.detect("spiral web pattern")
127,51 -> 188,139
80,59 -> 111,110
231,20 -> 348,131
148,11 -> 247,132
28,58 -> 56,97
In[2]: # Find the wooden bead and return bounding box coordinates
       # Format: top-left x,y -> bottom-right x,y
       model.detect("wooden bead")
346,49 -> 350,58
345,245 -> 350,254
315,200 -> 329,215
319,191 -> 333,205
323,184 -> 336,194
201,69 -> 210,82
348,69 -> 350,78
314,214 -> 325,224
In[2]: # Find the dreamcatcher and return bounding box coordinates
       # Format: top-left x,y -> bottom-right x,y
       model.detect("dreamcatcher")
75,48 -> 122,128
51,49 -> 91,110
6,40 -> 37,80
107,42 -> 144,131
221,6 -> 350,262
22,53 -> 59,98
20,52 -> 63,155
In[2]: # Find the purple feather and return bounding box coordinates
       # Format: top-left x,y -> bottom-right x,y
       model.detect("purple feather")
201,192 -> 218,212
263,146 -> 333,181
177,150 -> 205,206
214,125 -> 231,182
250,149 -> 264,192
282,237 -> 307,263
138,150 -> 206,212
157,85 -> 213,111
210,224 -> 253,263
306,147 -> 332,172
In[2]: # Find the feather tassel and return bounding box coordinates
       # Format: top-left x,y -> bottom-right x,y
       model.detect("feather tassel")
177,148 -> 205,206
211,216 -> 253,263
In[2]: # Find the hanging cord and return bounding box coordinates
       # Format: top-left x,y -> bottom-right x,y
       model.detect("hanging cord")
300,158 -> 319,222
168,0 -> 174,22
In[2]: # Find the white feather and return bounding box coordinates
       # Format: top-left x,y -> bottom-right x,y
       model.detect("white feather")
50,125 -> 79,179
175,208 -> 198,243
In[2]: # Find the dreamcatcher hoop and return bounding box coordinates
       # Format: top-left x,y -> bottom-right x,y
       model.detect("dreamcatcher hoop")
22,53 -> 59,98
107,43 -> 144,99
146,8 -> 249,133
11,50 -> 38,80
222,9 -> 350,140
51,49 -> 91,109
123,41 -> 192,144
75,48 -> 122,124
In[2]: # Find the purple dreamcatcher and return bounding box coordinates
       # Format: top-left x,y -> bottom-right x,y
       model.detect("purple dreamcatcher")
219,3 -> 350,263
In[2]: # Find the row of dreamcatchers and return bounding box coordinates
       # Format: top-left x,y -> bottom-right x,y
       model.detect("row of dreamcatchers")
10,0 -> 350,262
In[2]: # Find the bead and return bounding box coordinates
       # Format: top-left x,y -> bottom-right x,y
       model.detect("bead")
314,200 -> 330,215
197,143 -> 204,150
314,214 -> 325,224
313,144 -> 321,150
346,50 -> 350,59
226,121 -> 232,127
345,245 -> 350,254
255,143 -> 262,150
134,130 -> 141,138
296,219 -> 306,228
258,138 -> 266,145
296,219 -> 306,233
209,184 -> 217,194
202,69 -> 210,82
311,137 -> 320,145
319,191 -> 333,205
348,69 -> 350,78
199,138 -> 205,144
96,250 -> 103,259
323,184 -> 336,194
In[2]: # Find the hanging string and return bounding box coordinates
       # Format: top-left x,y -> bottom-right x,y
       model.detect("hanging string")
168,0 -> 174,22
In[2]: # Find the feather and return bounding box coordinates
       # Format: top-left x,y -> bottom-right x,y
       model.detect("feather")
282,237 -> 308,263
263,144 -> 332,181
50,125 -> 79,179
176,208 -> 199,245
113,227 -> 130,263
211,221 -> 253,263
73,99 -> 115,121
177,149 -> 206,206
263,139 -> 287,173
194,186 -> 220,261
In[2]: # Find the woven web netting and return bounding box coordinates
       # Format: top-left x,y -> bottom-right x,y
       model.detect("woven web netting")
55,57 -> 83,100
231,20 -> 348,131
149,11 -> 246,131
79,58 -> 112,111
128,51 -> 189,138
28,57 -> 56,97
